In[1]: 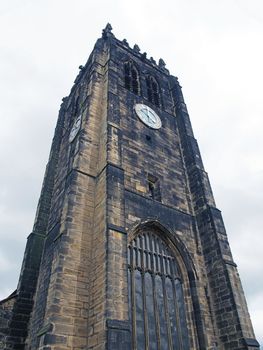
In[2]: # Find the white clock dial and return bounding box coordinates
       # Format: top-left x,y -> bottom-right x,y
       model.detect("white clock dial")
135,104 -> 162,129
69,114 -> 82,143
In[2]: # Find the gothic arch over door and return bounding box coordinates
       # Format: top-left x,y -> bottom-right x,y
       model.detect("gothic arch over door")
128,226 -> 190,350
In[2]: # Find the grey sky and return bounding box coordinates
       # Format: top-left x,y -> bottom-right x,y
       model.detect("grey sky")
0,0 -> 262,345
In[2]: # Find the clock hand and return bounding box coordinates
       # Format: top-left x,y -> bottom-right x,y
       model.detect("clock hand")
144,106 -> 149,122
141,108 -> 150,122
148,111 -> 156,123
143,106 -> 155,123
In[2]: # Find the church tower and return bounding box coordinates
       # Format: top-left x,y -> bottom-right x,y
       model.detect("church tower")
0,24 -> 259,350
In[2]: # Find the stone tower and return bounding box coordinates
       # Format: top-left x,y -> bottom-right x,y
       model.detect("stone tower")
0,24 -> 259,350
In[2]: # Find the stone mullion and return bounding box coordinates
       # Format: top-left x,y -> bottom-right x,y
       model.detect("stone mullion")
130,268 -> 136,350
141,272 -> 149,349
162,275 -> 173,350
158,247 -> 173,350
172,278 -> 183,350
152,274 -> 161,350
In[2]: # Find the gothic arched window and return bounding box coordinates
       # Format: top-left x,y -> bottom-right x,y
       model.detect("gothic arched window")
124,61 -> 140,95
128,230 -> 189,350
146,76 -> 160,107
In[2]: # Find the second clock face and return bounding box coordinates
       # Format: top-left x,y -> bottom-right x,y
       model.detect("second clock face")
135,104 -> 162,129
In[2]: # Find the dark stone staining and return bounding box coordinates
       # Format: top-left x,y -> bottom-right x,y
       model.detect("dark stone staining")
43,334 -> 67,345
107,320 -> 131,350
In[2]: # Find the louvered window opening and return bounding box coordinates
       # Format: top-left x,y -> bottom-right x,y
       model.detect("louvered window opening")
124,62 -> 140,95
128,231 -> 189,350
146,76 -> 160,107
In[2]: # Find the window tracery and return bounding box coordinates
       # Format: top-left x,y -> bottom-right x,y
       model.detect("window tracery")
146,76 -> 160,107
124,61 -> 140,95
128,229 -> 189,350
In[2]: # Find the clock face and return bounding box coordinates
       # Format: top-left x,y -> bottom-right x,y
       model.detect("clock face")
135,104 -> 162,129
69,114 -> 82,143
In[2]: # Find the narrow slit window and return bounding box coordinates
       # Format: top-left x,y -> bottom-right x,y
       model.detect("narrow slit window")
148,174 -> 161,202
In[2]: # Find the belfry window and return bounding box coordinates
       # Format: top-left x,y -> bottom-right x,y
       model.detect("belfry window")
124,61 -> 140,95
146,76 -> 160,107
128,230 -> 190,350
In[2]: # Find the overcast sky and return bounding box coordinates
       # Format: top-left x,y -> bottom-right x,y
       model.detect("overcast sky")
0,0 -> 262,345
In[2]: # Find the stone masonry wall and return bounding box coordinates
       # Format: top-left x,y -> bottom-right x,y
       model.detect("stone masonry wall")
105,39 -> 219,349
25,38 -> 110,349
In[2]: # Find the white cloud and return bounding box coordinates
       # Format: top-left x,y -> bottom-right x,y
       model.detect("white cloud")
0,251 -> 15,272
248,292 -> 263,346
